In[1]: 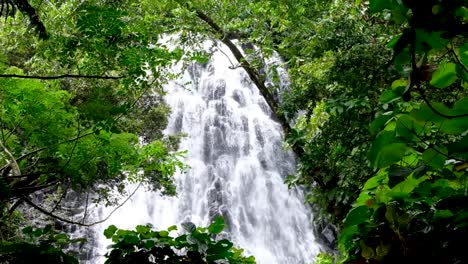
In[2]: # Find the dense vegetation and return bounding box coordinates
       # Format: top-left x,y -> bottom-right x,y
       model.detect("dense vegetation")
0,0 -> 466,263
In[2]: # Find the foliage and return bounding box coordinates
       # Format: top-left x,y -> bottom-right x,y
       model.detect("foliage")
0,2 -> 187,260
104,217 -> 255,264
0,0 -> 187,218
315,252 -> 334,264
0,225 -> 83,264
282,0 -> 397,225
338,0 -> 468,263
0,69 -> 185,205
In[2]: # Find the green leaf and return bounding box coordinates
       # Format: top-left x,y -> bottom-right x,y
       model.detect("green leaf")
104,225 -> 118,239
430,62 -> 458,88
459,43 -> 468,67
440,117 -> 468,134
363,171 -> 387,190
369,0 -> 398,13
158,231 -> 169,237
22,226 -> 33,235
380,90 -> 401,104
415,30 -> 448,51
422,148 -> 447,168
388,174 -> 428,198
434,210 -> 454,219
208,216 -> 225,234
451,97 -> 468,115
136,225 -> 151,235
391,79 -> 407,93
368,131 -> 409,168
343,206 -> 369,227
143,239 -> 155,249
370,114 -> 393,134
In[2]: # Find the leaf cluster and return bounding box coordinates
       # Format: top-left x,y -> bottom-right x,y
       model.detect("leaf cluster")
103,217 -> 255,264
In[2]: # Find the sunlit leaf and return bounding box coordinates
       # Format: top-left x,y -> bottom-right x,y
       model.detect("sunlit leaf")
430,62 -> 458,88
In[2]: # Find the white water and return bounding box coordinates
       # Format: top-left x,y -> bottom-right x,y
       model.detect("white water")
92,43 -> 320,263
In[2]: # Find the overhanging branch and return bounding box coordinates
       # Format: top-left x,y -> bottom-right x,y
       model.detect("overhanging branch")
21,183 -> 142,227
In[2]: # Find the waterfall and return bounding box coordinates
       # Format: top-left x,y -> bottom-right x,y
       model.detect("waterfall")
92,42 -> 321,264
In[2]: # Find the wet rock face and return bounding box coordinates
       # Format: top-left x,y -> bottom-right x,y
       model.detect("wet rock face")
232,89 -> 246,107
207,80 -> 226,101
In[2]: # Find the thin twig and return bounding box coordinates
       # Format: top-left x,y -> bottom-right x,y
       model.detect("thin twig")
50,183 -> 70,214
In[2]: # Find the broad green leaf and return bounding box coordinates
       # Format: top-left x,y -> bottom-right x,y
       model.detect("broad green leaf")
391,79 -> 407,91
208,216 -> 225,234
411,103 -> 446,123
422,148 -> 447,168
104,225 -> 118,239
356,192 -> 373,206
343,206 -> 369,227
451,97 -> 468,115
434,210 -> 454,219
143,240 -> 155,249
363,171 -> 387,190
380,90 -> 401,104
447,134 -> 468,158
440,117 -> 468,134
370,114 -> 393,134
136,225 -> 151,235
396,114 -> 425,140
430,62 -> 458,88
338,225 -> 358,251
368,131 -> 409,168
388,174 -> 428,198
415,30 -> 448,51
158,231 -> 169,237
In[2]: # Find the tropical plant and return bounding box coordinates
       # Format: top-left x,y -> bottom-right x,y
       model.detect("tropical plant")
104,217 -> 255,264
339,0 -> 468,263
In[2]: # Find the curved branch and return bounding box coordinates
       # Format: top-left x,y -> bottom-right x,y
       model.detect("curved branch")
409,31 -> 468,120
21,183 -> 141,227
12,0 -> 48,39
416,87 -> 468,119
16,131 -> 95,162
0,74 -> 124,80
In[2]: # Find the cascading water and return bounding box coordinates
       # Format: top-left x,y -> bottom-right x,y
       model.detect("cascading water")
92,42 -> 321,263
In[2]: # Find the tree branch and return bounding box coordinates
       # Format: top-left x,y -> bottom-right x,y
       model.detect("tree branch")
0,74 -> 124,80
417,86 -> 468,119
409,30 -> 468,120
16,131 -> 95,162
11,0 -> 48,39
21,183 -> 142,227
